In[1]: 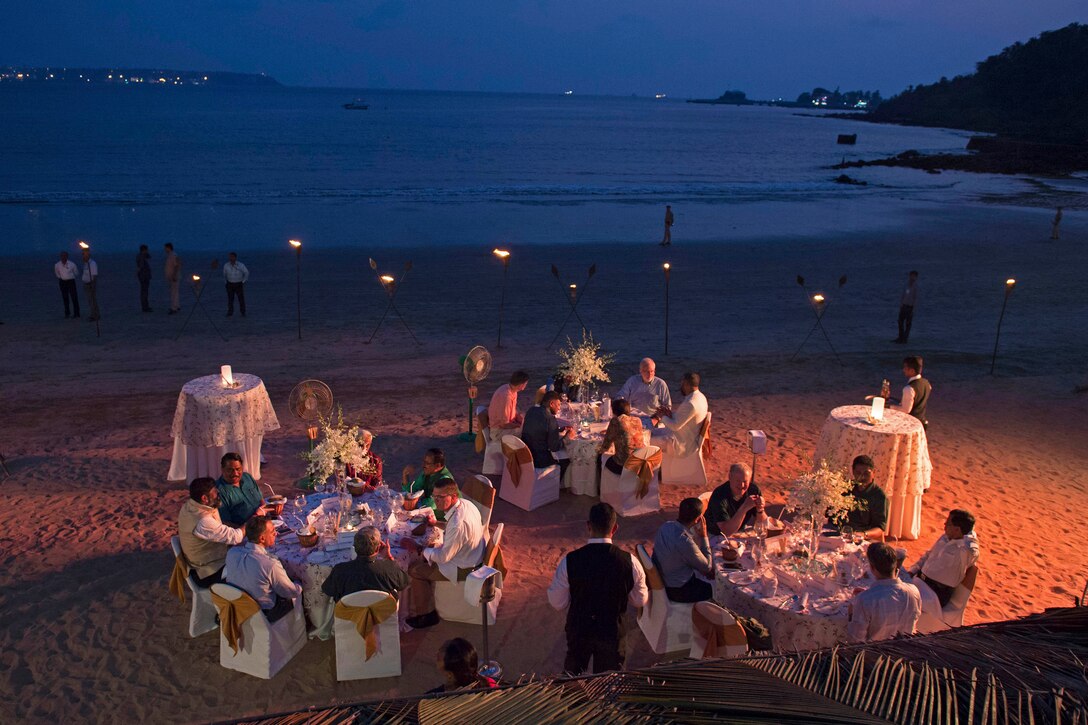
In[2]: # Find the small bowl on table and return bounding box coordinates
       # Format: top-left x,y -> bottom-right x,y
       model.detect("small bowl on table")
346,479 -> 369,497
296,528 -> 319,548
721,540 -> 745,562
263,496 -> 286,517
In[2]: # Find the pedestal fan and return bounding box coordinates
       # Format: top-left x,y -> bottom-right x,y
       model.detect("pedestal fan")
457,346 -> 492,442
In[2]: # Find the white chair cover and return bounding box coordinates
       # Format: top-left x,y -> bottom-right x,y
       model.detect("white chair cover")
435,524 -> 504,625
171,535 -> 219,637
477,405 -> 506,476
497,435 -> 560,512
334,590 -> 402,680
915,565 -> 979,634
635,544 -> 694,654
463,474 -> 495,534
599,445 -> 662,517
210,583 -> 307,679
660,412 -> 711,487
689,601 -> 748,659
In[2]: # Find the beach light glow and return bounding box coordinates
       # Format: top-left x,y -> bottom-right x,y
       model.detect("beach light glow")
663,262 -> 671,270
380,275 -> 395,284
812,293 -> 825,304
492,248 -> 510,259
192,274 -> 200,282
289,239 -> 302,249
569,284 -> 577,290
78,240 -> 89,249
1006,278 -> 1016,289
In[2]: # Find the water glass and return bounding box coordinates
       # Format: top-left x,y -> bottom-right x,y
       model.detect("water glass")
840,525 -> 853,545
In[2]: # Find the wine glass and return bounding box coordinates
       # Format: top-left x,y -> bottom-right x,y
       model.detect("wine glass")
840,525 -> 854,546
852,531 -> 865,547
293,493 -> 306,514
315,478 -> 327,494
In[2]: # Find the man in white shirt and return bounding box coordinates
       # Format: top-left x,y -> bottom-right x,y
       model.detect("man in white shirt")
487,371 -> 529,441
223,515 -> 302,622
907,509 -> 980,610
650,371 -> 708,457
548,502 -> 648,674
399,479 -> 486,628
80,248 -> 100,322
164,242 -> 182,314
890,355 -> 931,430
223,252 -> 249,317
177,477 -> 245,586
616,357 -> 672,414
847,542 -> 921,643
54,251 -> 82,319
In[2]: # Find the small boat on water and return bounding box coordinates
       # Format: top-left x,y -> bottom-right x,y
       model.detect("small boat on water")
343,98 -> 369,110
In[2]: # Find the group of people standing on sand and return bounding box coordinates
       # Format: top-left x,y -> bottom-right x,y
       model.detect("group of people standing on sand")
51,244 -> 250,321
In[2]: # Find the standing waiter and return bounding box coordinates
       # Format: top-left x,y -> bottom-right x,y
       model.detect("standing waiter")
54,251 -> 81,319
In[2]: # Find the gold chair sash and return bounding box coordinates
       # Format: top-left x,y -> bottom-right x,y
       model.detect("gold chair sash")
692,606 -> 747,659
169,555 -> 190,604
475,428 -> 486,454
622,450 -> 662,499
462,477 -> 496,511
500,442 -> 531,487
484,540 -> 508,580
699,416 -> 713,458
334,595 -> 398,661
211,590 -> 261,655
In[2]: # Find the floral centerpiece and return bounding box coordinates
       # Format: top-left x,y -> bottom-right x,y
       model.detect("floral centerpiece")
556,331 -> 616,402
784,460 -> 859,558
301,408 -> 376,488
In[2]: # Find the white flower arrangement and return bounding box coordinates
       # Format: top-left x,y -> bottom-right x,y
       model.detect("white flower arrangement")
303,408 -> 371,484
557,331 -> 616,389
785,459 -> 859,527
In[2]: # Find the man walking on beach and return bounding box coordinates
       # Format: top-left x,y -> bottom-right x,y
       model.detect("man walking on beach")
660,205 -> 674,246
1051,207 -> 1063,240
54,251 -> 81,319
80,248 -> 100,322
223,252 -> 249,317
894,270 -> 919,344
136,244 -> 152,312
164,242 -> 181,314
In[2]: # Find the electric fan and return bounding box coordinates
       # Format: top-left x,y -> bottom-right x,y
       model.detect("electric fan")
289,379 -> 334,423
457,346 -> 492,442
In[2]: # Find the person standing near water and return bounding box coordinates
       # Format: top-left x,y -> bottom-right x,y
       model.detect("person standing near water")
164,242 -> 181,314
80,247 -> 100,322
659,205 -> 674,246
895,270 -> 919,344
1051,207 -> 1063,240
54,251 -> 81,319
136,244 -> 152,312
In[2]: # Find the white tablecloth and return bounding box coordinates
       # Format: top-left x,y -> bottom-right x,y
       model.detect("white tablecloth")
812,405 -> 931,541
167,373 -> 280,481
711,533 -> 870,651
271,488 -> 441,638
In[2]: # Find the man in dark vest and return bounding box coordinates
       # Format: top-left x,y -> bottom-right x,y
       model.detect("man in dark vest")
892,355 -> 931,430
547,502 -> 648,674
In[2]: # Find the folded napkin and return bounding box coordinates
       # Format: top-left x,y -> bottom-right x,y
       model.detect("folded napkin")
463,566 -> 503,606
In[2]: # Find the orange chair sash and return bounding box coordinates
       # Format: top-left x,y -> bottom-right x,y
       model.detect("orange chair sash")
501,442 -> 531,487
211,590 -> 261,655
334,595 -> 398,660
623,450 -> 662,498
169,555 -> 190,604
692,606 -> 747,659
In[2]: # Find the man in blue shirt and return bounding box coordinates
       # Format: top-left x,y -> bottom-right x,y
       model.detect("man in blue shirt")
215,452 -> 267,527
652,497 -> 713,603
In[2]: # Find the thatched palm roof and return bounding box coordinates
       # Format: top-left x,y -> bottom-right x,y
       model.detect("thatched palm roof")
218,607 -> 1088,725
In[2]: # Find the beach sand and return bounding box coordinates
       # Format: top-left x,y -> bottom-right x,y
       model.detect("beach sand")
0,203 -> 1086,722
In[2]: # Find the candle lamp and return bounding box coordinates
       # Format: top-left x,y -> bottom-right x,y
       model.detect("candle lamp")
867,396 -> 885,424
220,364 -> 234,387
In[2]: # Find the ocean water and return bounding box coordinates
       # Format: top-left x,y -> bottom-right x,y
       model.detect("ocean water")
0,85 -> 1031,255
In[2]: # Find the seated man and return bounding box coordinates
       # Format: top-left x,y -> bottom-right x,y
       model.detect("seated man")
321,526 -> 409,602
906,509 -> 980,608
845,455 -> 888,541
652,497 -> 713,603
650,371 -> 708,456
487,370 -> 529,441
178,476 -> 245,586
617,357 -> 672,414
216,451 -> 266,527
547,502 -> 648,675
399,479 -> 486,629
521,391 -> 574,480
706,463 -> 766,536
598,398 -> 646,475
223,515 -> 303,622
847,542 -> 921,642
401,448 -> 456,513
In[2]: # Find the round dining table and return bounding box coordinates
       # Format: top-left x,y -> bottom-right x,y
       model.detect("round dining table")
812,405 -> 931,541
167,373 -> 280,481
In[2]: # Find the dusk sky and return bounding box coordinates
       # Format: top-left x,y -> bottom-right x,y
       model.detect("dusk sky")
3,1 -> 1083,98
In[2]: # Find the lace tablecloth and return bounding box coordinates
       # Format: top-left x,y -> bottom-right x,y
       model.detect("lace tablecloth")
270,488 -> 441,638
711,533 -> 871,652
812,405 -> 931,540
170,373 -> 280,447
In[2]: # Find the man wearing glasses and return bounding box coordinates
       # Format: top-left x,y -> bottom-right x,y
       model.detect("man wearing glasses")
401,448 -> 456,513
399,480 -> 486,629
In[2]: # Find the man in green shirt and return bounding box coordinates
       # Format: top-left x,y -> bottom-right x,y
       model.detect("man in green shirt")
846,455 -> 888,541
216,452 -> 267,527
401,447 -> 456,514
